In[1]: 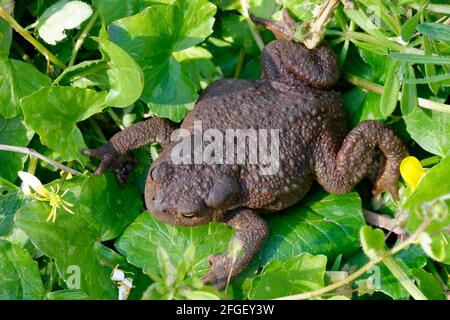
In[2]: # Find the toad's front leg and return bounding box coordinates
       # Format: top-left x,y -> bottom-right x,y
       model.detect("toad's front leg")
83,117 -> 175,183
202,209 -> 269,290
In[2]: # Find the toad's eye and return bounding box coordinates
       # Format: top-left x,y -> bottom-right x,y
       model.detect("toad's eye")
149,166 -> 158,181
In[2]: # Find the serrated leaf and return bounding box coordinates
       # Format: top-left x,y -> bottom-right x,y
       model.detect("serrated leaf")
36,0 -> 93,45
0,240 -> 45,299
0,116 -> 34,182
15,173 -> 143,299
21,87 -> 107,162
248,253 -> 327,299
109,0 -> 216,122
0,54 -> 51,119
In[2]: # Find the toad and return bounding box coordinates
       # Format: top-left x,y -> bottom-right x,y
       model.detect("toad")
84,38 -> 407,290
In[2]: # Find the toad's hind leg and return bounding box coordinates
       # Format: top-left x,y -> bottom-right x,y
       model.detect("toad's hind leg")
313,120 -> 408,200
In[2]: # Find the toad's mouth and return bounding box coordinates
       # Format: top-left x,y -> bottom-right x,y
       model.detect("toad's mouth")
149,208 -> 214,227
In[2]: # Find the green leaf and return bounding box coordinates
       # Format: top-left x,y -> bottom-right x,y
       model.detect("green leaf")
248,253 -> 327,299
221,14 -> 259,56
36,0 -> 93,45
283,0 -> 320,22
0,0 -> 13,54
116,212 -> 233,278
418,23 -> 450,42
422,35 -> 440,95
96,37 -> 144,107
403,157 -> 450,264
0,55 -> 51,119
109,0 -> 216,122
21,87 -> 107,162
93,0 -> 150,26
0,116 -> 34,182
173,46 -> 221,91
0,178 -> 22,237
360,226 -> 386,260
403,72 -> 450,84
400,12 -> 421,42
404,157 -> 450,230
15,173 -> 143,299
346,248 -> 418,300
0,240 -> 45,299
400,64 -> 418,115
260,192 -> 365,266
380,60 -> 401,118
412,268 -> 446,300
404,109 -> 450,157
419,232 -> 450,265
46,289 -> 90,300
390,53 -> 450,65
52,59 -> 108,88
184,290 -> 221,300
343,88 -> 384,126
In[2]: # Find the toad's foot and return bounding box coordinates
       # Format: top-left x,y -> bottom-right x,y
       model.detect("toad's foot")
202,210 -> 269,290
83,143 -> 136,184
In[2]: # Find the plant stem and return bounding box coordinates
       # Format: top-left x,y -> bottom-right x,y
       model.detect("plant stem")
276,220 -> 430,300
234,48 -> 245,78
108,109 -> 124,130
88,118 -> 107,143
383,255 -> 428,300
240,0 -> 265,51
0,144 -> 82,176
69,11 -> 99,67
304,0 -> 340,49
27,157 -> 38,175
0,7 -> 66,69
363,210 -> 406,235
407,3 -> 450,15
344,73 -> 450,114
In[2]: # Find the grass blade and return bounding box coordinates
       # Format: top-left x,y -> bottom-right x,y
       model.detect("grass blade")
418,23 -> 450,42
390,53 -> 450,65
380,60 -> 401,118
401,64 -> 418,115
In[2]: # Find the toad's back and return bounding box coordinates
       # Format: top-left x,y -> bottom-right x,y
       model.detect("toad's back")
179,78 -> 346,211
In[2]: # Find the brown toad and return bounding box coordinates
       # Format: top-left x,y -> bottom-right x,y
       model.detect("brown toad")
84,39 -> 407,290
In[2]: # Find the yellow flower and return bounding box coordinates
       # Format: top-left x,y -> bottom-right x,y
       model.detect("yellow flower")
400,156 -> 427,191
18,171 -> 75,223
